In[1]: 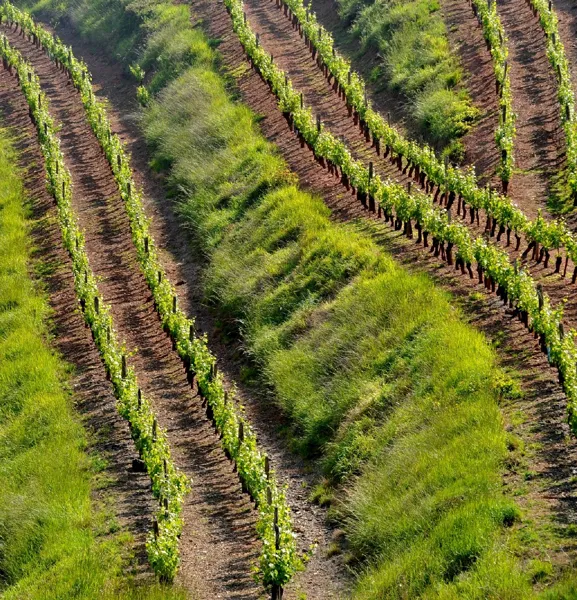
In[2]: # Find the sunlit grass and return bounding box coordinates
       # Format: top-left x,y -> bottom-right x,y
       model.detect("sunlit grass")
335,0 -> 478,157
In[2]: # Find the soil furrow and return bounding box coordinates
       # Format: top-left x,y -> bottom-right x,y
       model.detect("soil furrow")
0,62 -> 157,581
185,0 -> 577,568
496,0 -> 565,213
441,0 -> 501,183
1,26 -> 261,600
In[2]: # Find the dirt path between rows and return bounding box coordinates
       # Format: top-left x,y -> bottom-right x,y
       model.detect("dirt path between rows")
1,21 -> 349,600
0,58 -> 157,583
496,0 -> 565,214
441,0 -> 501,185
186,0 -> 577,573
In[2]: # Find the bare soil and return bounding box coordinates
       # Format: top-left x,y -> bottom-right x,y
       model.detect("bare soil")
441,0 -> 502,184
495,0 -> 565,214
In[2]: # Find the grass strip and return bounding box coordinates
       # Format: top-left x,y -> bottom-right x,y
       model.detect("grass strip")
0,3 -> 303,593
0,27 -> 190,582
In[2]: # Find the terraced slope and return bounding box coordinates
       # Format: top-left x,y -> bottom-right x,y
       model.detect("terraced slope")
8,0 -> 577,597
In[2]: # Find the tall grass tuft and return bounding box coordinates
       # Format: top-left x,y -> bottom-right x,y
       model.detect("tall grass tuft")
335,0 -> 478,157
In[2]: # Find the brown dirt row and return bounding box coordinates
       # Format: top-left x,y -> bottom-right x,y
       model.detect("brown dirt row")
441,0 -> 502,185
243,0 -> 573,229
495,0 -> 565,214
187,0 -> 577,571
0,55 -> 157,581
2,21 -> 349,600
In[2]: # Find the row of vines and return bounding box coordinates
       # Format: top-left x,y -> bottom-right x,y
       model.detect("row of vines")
220,0 -> 577,434
471,0 -> 515,189
526,0 -> 577,203
0,29 -> 189,581
258,0 -> 577,271
0,3 -> 302,594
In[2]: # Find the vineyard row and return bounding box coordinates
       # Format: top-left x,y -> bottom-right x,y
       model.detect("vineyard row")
0,30 -> 189,581
526,0 -> 577,201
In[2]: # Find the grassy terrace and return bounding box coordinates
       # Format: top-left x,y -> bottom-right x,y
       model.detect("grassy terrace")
11,0 -> 577,596
0,126 -> 185,599
331,0 -> 478,159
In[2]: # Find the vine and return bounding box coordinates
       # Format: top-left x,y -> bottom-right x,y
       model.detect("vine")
471,0 -> 516,189
525,0 -> 577,204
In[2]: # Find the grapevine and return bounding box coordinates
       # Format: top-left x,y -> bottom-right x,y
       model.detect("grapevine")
525,0 -> 577,203
471,0 -> 516,188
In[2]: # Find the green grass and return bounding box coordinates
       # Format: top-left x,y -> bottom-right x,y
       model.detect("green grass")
331,0 -> 478,157
0,127 -> 188,599
11,0 -> 577,596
